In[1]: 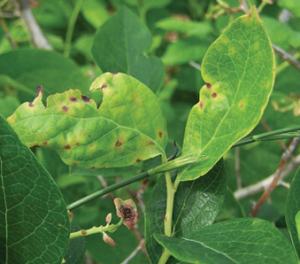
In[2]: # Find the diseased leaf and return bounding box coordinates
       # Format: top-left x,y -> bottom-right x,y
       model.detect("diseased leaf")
286,168 -> 300,259
7,73 -> 167,169
145,160 -> 226,264
155,218 -> 298,264
178,6 -> 275,181
0,115 -> 70,264
91,7 -> 165,92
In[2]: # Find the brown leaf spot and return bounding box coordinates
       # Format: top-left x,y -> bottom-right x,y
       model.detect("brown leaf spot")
81,95 -> 91,102
76,142 -> 80,146
229,50 -> 233,54
88,135 -> 91,138
158,131 -> 163,138
62,106 -> 69,112
36,85 -> 43,98
64,145 -> 71,150
206,83 -> 211,89
212,93 -> 217,98
248,13 -> 252,18
148,141 -> 155,145
28,102 -> 34,107
101,84 -> 108,89
70,97 -> 77,102
239,103 -> 244,109
73,162 -> 78,166
199,102 -> 204,109
111,72 -> 118,75
120,205 -> 134,220
135,158 -> 141,163
43,141 -> 48,145
81,230 -> 87,235
91,166 -> 95,169
115,140 -> 122,147
261,82 -> 264,87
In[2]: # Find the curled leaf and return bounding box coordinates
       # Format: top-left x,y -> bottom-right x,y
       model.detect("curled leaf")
114,198 -> 139,229
7,73 -> 167,169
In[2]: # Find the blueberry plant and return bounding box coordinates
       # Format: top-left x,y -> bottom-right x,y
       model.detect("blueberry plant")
1,0 -> 300,263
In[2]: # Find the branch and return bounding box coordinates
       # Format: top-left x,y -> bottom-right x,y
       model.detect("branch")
238,0 -> 249,13
235,147 -> 242,189
67,171 -> 150,211
272,44 -> 300,72
17,0 -> 52,50
249,137 -> 299,217
234,154 -> 300,200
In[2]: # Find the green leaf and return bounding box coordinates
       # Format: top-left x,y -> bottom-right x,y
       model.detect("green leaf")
286,168 -> 300,259
155,218 -> 298,264
278,0 -> 300,18
81,0 -> 110,28
178,6 -> 275,181
7,73 -> 167,169
91,7 -> 165,92
0,115 -> 70,263
121,0 -> 171,12
215,187 -> 245,221
161,37 -> 210,66
64,220 -> 85,264
156,18 -> 212,38
0,49 -> 89,102
145,160 -> 226,264
261,16 -> 300,49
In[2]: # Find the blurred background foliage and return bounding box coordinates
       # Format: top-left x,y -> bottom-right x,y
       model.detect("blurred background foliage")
1,0 -> 300,263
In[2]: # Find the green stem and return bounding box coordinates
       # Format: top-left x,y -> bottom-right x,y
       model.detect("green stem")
70,219 -> 123,239
162,154 -> 176,237
67,171 -> 150,210
232,125 -> 300,147
158,249 -> 172,264
67,125 -> 300,211
157,155 -> 177,264
257,0 -> 269,13
64,0 -> 83,57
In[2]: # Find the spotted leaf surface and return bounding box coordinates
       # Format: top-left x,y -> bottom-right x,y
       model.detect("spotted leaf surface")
7,73 -> 167,169
0,115 -> 70,264
178,7 -> 275,181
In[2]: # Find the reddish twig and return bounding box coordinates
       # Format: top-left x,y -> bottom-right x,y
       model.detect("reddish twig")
97,176 -> 115,201
249,137 -> 300,217
238,0 -> 249,13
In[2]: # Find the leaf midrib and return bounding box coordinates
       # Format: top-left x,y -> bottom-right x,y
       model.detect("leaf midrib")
11,113 -> 165,155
